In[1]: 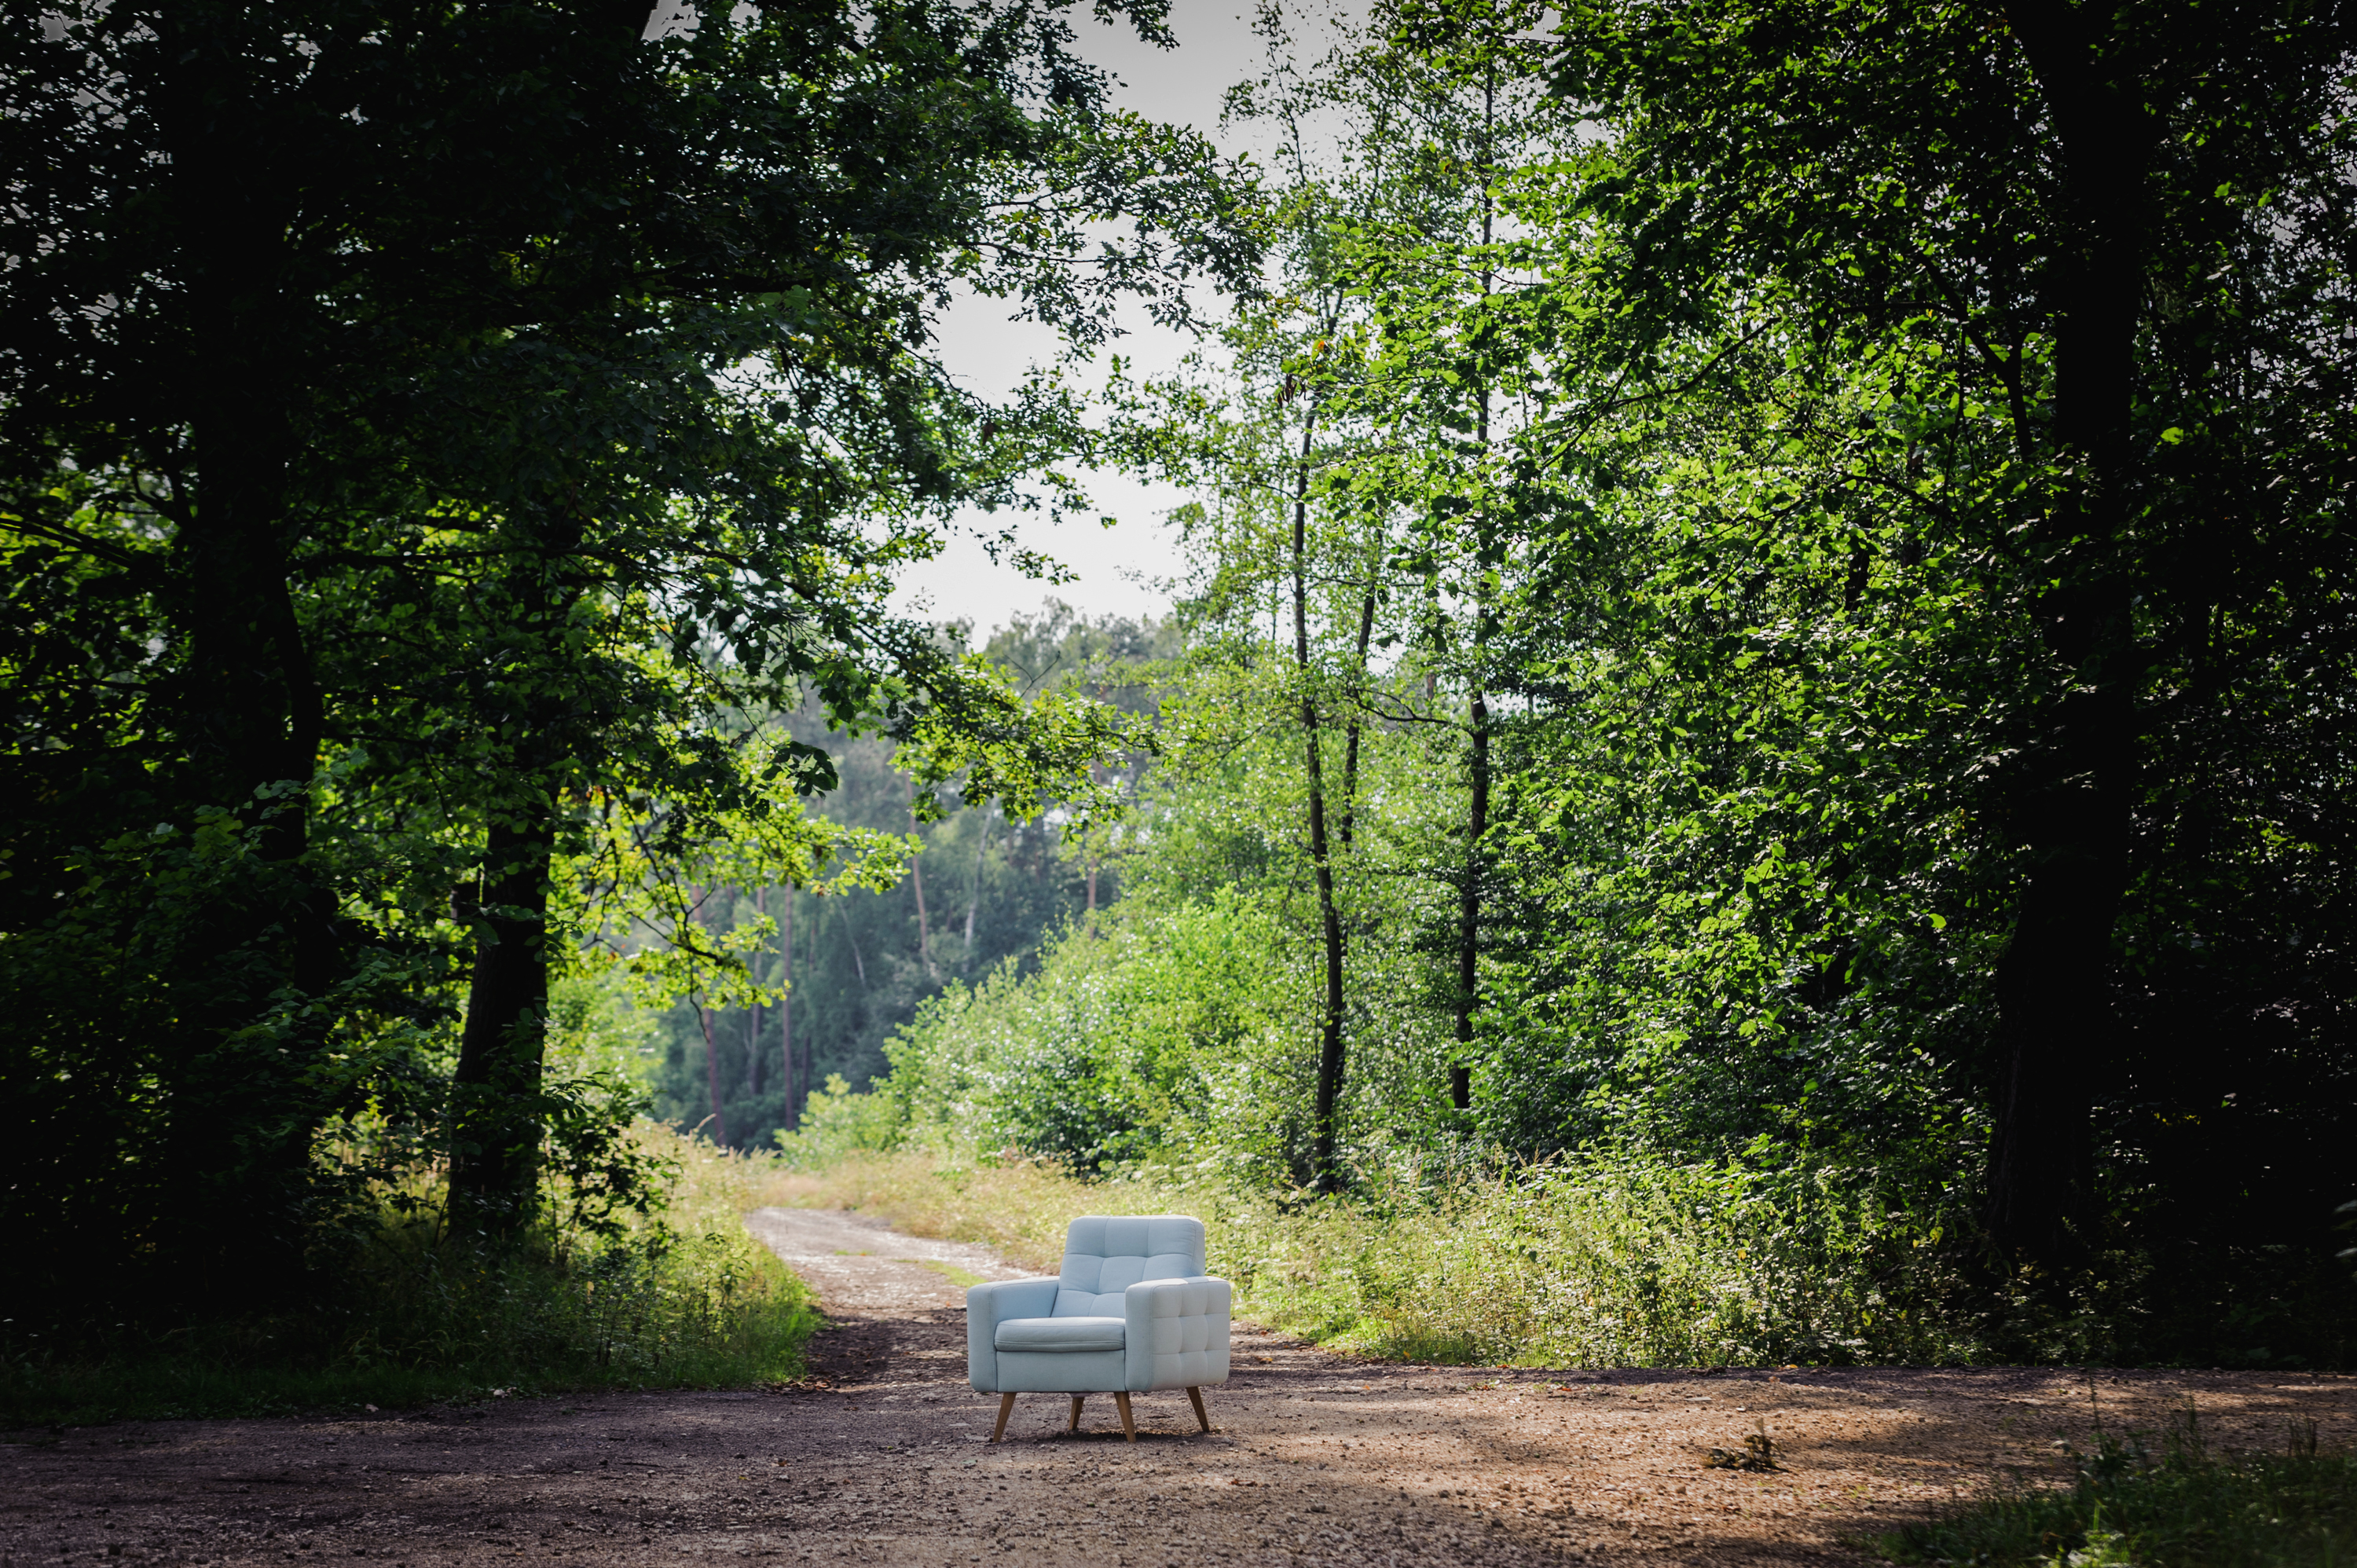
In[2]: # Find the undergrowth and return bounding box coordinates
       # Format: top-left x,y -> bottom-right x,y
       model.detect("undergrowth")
749,1136 -> 1993,1367
1,1124 -> 816,1427
1885,1405 -> 2356,1567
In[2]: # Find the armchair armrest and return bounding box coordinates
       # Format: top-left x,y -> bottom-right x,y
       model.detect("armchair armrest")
1124,1276 -> 1231,1392
966,1277 -> 1059,1393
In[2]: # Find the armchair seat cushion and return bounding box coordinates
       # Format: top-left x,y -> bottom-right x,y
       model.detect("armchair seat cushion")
993,1315 -> 1125,1353
993,1348 -> 1126,1393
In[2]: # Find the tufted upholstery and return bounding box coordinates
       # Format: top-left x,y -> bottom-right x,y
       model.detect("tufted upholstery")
1125,1276 -> 1229,1392
966,1214 -> 1230,1403
1052,1214 -> 1206,1317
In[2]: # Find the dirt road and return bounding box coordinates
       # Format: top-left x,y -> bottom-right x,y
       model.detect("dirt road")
5,1207 -> 2351,1568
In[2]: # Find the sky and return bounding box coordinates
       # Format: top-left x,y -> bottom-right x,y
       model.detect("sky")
885,2 -> 1281,637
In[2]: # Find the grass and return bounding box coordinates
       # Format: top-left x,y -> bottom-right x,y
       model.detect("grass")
746,1144 -> 1982,1367
1885,1410 -> 2357,1568
2,1124 -> 818,1428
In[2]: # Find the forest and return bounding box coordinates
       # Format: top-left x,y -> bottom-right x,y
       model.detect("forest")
5,0 -> 2357,1421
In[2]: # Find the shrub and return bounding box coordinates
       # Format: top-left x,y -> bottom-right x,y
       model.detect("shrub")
755,1142 -> 1980,1367
0,1122 -> 817,1425
1887,1408 -> 2357,1568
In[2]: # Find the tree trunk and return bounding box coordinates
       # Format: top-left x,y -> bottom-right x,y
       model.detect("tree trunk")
966,809 -> 990,947
698,999 -> 730,1149
841,897 -> 868,988
148,22 -> 339,1299
1451,690 -> 1490,1112
1980,6 -> 2152,1269
1337,583 -> 1379,851
1451,101 -> 1498,1118
449,804 -> 555,1230
909,790 -> 937,978
1289,408 -> 1350,1192
168,19 -> 319,856
748,886 -> 766,1098
446,505 -> 588,1226
782,886 -> 797,1131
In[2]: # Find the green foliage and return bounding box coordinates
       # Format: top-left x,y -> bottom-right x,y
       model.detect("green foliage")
1518,0 -> 2357,1276
0,793 -> 451,1317
772,0 -> 2357,1373
775,1075 -> 915,1164
1887,1409 -> 2357,1568
1,0 -> 1256,1321
771,1143 -> 1980,1368
12,0 -> 2357,1385
1204,1155 -> 1984,1368
546,972 -> 662,1094
873,886 -> 1301,1174
0,1124 -> 817,1426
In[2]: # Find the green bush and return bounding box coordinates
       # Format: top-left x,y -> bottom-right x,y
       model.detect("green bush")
776,1072 -> 915,1162
1,1123 -> 818,1426
1886,1412 -> 2357,1568
854,889 -> 1310,1177
768,1141 -> 1981,1367
1213,1155 -> 1979,1368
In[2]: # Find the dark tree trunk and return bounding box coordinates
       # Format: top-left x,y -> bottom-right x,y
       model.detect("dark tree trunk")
1288,410 -> 1351,1192
449,805 -> 555,1230
1451,691 -> 1490,1112
170,20 -> 320,852
1980,6 -> 2153,1269
447,513 -> 583,1229
1449,64 -> 1502,1118
138,16 -> 338,1306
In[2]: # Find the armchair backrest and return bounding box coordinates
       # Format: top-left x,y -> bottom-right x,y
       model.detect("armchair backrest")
1051,1214 -> 1206,1317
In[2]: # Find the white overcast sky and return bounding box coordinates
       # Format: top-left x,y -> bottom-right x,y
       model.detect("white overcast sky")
887,2 -> 1281,637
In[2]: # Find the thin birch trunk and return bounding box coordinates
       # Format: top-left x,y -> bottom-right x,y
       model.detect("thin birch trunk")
965,808 -> 989,947
698,1000 -> 729,1149
747,886 -> 765,1097
909,786 -> 937,979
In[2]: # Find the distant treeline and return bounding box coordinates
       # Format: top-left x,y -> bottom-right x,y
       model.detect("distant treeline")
647,605 -> 1175,1150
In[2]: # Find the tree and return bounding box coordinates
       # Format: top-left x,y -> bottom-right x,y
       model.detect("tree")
1,0 -> 1256,1306
1542,0 -> 2357,1269
1106,0 -> 1587,1186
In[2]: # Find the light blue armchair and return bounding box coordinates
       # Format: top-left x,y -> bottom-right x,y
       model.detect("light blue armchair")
966,1214 -> 1230,1443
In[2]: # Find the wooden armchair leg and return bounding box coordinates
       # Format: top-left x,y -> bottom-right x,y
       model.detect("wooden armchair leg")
1186,1385 -> 1211,1434
1068,1394 -> 1086,1432
1113,1390 -> 1137,1443
991,1392 -> 1016,1443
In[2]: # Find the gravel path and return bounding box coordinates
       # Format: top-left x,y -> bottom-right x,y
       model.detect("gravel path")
5,1209 -> 2352,1568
